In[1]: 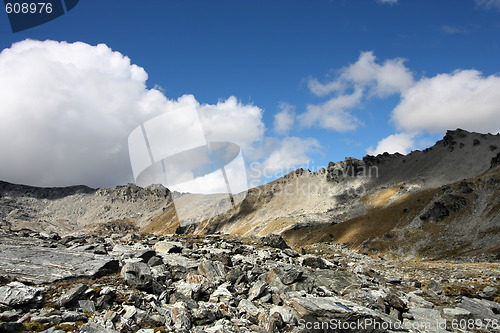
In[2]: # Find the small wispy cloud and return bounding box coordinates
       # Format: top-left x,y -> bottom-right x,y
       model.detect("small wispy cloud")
273,102 -> 296,135
475,0 -> 500,11
301,51 -> 414,133
377,0 -> 398,5
441,25 -> 469,34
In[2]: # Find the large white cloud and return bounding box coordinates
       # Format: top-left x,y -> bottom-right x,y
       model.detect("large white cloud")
0,39 -> 318,188
392,70 -> 500,134
0,40 -> 156,188
198,96 -> 264,150
368,69 -> 500,156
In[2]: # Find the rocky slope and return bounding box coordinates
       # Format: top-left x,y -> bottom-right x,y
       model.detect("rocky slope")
0,230 -> 499,333
0,182 -> 171,234
157,129 -> 500,260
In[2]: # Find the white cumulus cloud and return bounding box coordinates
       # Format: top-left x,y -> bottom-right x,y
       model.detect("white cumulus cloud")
340,51 -> 414,97
301,51 -> 413,133
0,39 -> 155,188
198,96 -> 265,150
392,70 -> 500,134
0,39 -> 318,189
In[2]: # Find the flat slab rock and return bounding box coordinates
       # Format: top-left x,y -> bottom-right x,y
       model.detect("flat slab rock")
286,294 -> 403,331
0,234 -> 118,284
0,282 -> 44,306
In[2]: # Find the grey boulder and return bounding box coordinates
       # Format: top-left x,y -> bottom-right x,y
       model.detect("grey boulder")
0,282 -> 44,307
121,262 -> 153,291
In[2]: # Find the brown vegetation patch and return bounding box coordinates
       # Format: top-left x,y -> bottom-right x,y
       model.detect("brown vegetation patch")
283,188 -> 438,252
363,185 -> 404,208
141,203 -> 179,235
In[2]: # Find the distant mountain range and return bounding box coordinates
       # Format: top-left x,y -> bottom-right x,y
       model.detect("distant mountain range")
1,129 -> 499,260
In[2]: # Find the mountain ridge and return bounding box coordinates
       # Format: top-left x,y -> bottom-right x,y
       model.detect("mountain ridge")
1,128 -> 499,260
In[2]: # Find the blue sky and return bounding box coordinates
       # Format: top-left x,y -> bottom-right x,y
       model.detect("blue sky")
1,0 -> 500,188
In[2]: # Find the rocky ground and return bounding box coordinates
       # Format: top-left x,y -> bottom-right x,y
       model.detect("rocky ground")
0,229 -> 499,333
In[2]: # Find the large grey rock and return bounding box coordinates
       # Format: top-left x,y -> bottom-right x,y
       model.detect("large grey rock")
80,322 -> 119,333
198,260 -> 226,282
0,234 -> 119,284
343,288 -> 386,312
30,314 -> 62,324
407,291 -> 434,309
173,280 -> 201,300
285,294 -> 400,332
308,269 -> 360,294
154,241 -> 183,254
238,299 -> 260,317
132,249 -> 156,263
61,310 -> 88,322
480,286 -> 498,299
209,282 -> 233,303
226,268 -> 244,284
299,254 -> 331,269
442,307 -> 472,321
191,301 -> 222,325
121,262 -> 153,291
157,254 -> 200,269
459,296 -> 500,321
248,281 -> 267,301
425,280 -> 444,295
135,308 -> 162,327
0,309 -> 22,322
163,301 -> 192,331
122,305 -> 137,320
405,308 -> 448,333
270,305 -> 295,325
58,283 -> 88,307
280,267 -> 303,285
0,281 -> 44,307
262,234 -> 290,250
79,300 -> 96,314
262,311 -> 286,332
